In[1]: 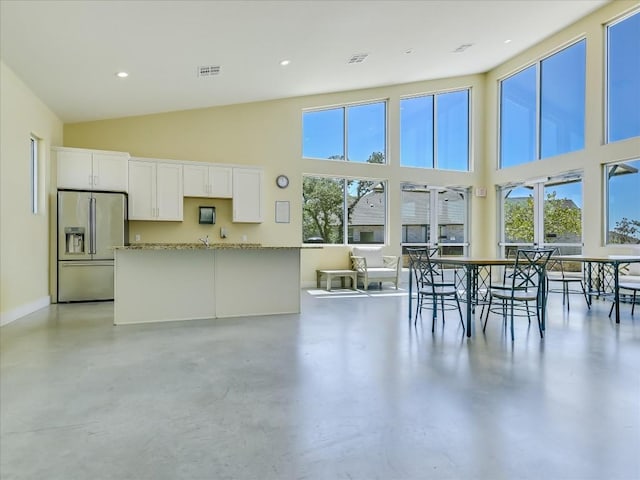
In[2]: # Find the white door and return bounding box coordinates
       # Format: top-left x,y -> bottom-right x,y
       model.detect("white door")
210,166 -> 233,198
156,163 -> 183,221
233,168 -> 263,223
183,164 -> 209,197
57,150 -> 92,189
128,161 -> 156,220
92,153 -> 129,192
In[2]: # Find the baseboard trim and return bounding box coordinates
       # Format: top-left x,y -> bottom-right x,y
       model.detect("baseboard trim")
0,296 -> 51,327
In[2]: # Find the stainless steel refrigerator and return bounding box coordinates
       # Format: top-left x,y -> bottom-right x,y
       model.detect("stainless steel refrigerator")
57,190 -> 128,302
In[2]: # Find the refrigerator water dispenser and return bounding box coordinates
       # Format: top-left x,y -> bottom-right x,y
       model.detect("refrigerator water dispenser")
65,227 -> 85,254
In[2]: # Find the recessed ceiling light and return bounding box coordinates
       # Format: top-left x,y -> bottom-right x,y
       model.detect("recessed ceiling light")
504,39 -> 512,44
115,71 -> 129,78
279,60 -> 290,66
404,49 -> 414,54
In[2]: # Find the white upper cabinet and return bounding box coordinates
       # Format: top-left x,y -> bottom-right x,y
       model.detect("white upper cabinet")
129,159 -> 183,221
56,147 -> 129,192
232,167 -> 263,223
183,164 -> 232,198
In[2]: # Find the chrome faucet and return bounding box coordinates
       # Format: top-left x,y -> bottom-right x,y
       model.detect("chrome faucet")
199,235 -> 209,247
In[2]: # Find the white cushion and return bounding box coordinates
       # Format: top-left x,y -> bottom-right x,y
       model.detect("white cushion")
364,267 -> 396,278
352,246 -> 384,268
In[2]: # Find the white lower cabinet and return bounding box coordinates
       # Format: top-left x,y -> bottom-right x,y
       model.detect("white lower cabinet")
129,159 -> 183,221
183,164 -> 232,198
232,167 -> 263,223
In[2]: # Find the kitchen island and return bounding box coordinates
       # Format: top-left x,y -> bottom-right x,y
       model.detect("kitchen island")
113,243 -> 301,325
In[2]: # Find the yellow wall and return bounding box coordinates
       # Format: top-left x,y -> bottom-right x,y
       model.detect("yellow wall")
64,74 -> 487,285
62,0 -> 640,285
0,61 -> 63,323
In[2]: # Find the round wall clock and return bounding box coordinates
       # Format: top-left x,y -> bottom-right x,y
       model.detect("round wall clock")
276,174 -> 289,189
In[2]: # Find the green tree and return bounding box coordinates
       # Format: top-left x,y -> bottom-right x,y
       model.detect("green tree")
504,192 -> 582,243
611,217 -> 640,244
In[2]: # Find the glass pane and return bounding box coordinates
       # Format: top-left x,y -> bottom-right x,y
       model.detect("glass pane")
540,41 -> 586,159
503,186 -> 534,243
500,65 -> 537,168
400,96 -> 434,167
607,11 -> 640,143
302,176 -> 344,244
437,190 -> 466,244
401,183 -> 430,243
302,108 -> 344,159
607,159 -> 640,244
347,102 -> 386,163
437,90 -> 469,170
543,180 -> 582,244
347,180 -> 385,244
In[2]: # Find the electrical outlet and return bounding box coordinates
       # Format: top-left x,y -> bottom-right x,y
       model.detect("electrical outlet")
135,234 -> 141,242
220,227 -> 227,239
241,235 -> 247,242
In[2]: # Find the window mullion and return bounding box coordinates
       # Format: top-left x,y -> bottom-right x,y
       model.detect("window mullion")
535,63 -> 541,161
343,107 -> 348,161
433,95 -> 438,169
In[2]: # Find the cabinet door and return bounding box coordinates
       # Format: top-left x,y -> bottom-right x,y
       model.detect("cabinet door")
183,164 -> 209,197
57,150 -> 93,189
128,161 -> 156,220
156,163 -> 183,221
232,168 -> 263,223
92,153 -> 129,192
210,166 -> 233,198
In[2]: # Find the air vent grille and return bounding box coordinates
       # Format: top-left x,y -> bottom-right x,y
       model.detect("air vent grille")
347,53 -> 368,64
453,44 -> 474,53
198,65 -> 221,77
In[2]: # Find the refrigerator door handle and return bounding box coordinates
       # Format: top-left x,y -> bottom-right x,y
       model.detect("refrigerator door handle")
90,197 -> 97,254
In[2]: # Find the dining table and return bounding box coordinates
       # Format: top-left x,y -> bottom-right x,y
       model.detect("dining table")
408,256 -> 522,338
553,255 -> 640,324
408,254 -> 640,338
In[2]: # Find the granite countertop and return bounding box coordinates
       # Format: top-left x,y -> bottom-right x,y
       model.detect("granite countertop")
115,243 -> 302,250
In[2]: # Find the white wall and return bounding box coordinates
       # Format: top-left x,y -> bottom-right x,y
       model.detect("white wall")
0,61 -> 63,325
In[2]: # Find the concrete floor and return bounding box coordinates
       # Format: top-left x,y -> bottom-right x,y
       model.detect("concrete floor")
1,289 -> 639,480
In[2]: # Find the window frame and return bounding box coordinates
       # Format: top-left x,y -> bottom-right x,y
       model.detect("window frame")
605,9 -> 640,144
400,183 -> 470,256
30,135 -> 39,214
605,158 -> 640,245
498,38 -> 586,169
302,99 -> 388,164
399,87 -> 471,171
302,175 -> 388,246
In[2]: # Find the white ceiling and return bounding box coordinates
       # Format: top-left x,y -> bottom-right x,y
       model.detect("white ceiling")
1,0 -> 609,123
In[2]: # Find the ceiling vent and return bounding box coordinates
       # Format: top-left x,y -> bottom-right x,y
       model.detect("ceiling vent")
347,53 -> 368,64
452,44 -> 474,53
197,65 -> 221,77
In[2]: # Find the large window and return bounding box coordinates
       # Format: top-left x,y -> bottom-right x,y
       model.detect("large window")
400,89 -> 469,170
401,183 -> 468,256
500,40 -> 586,168
499,174 -> 583,255
607,10 -> 640,143
302,101 -> 386,163
302,176 -> 386,245
606,159 -> 640,244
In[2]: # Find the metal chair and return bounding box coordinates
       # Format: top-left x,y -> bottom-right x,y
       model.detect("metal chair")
483,248 -> 554,341
546,249 -> 591,311
408,248 -> 464,331
608,283 -> 640,317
